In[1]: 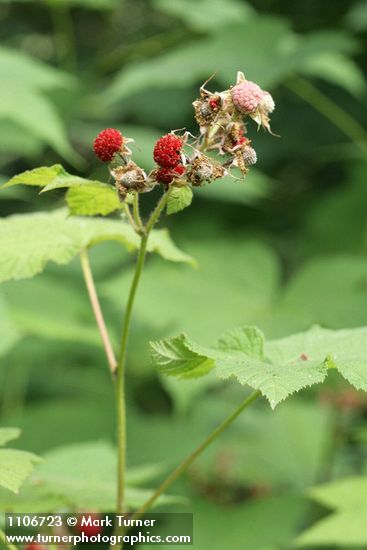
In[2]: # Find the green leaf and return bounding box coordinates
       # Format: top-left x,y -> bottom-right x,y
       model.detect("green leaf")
104,18 -> 361,105
3,275 -> 102,346
2,164 -> 67,188
66,184 -> 121,216
45,0 -> 122,9
1,164 -> 107,193
0,120 -> 43,157
152,0 -> 253,32
0,442 -> 182,511
197,400 -> 334,489
283,255 -> 367,329
151,325 -> 367,408
188,494 -> 307,550
197,168 -> 273,205
0,449 -> 40,494
296,477 -> 367,547
0,208 -> 195,283
0,428 -> 21,446
151,334 -> 214,378
0,429 -> 40,494
300,52 -> 366,96
213,327 -> 328,409
0,48 -> 76,160
2,164 -> 122,216
147,229 -> 197,266
345,0 -> 367,32
104,240 -> 279,344
166,186 -> 193,215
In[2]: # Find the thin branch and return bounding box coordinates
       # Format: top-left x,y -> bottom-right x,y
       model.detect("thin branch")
123,203 -> 140,233
114,189 -> 171,531
80,248 -> 117,375
132,192 -> 144,232
132,390 -> 262,519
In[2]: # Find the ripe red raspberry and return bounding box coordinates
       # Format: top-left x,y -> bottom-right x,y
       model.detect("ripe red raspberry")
231,81 -> 264,114
93,128 -> 123,162
155,164 -> 185,184
75,513 -> 103,537
153,134 -> 183,168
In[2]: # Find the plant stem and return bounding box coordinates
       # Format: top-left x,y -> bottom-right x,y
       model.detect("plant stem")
123,203 -> 139,232
115,189 -> 170,514
80,248 -> 117,375
116,233 -> 148,513
0,528 -> 18,550
132,192 -> 144,232
145,189 -> 171,233
133,389 -> 261,519
286,77 -> 367,156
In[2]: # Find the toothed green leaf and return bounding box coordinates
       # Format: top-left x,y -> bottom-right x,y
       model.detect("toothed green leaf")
151,325 -> 367,408
0,208 -> 195,283
167,186 -> 193,215
66,184 -> 121,216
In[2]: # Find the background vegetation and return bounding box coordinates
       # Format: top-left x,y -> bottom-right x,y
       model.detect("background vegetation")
1,0 -> 367,548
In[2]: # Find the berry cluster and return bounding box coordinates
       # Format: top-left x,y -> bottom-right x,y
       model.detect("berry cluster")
153,134 -> 186,185
92,72 -> 275,201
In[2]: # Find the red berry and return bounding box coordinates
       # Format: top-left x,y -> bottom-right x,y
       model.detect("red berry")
155,164 -> 185,184
25,545 -> 44,550
93,128 -> 123,162
153,134 -> 183,168
209,98 -> 220,110
75,513 -> 103,537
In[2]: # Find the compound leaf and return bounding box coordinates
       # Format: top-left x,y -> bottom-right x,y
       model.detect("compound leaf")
151,325 -> 367,408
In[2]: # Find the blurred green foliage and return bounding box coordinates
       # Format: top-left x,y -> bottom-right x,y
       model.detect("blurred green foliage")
1,0 -> 367,548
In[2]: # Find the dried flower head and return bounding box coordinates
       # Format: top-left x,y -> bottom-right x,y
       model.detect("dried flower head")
242,146 -> 257,166
111,161 -> 149,200
187,155 -> 225,187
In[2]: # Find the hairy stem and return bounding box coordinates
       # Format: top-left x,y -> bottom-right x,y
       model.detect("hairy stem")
132,192 -> 144,233
123,203 -> 139,232
286,77 -> 367,156
116,234 -> 148,513
80,249 -> 117,375
133,390 -> 261,519
115,189 -> 171,515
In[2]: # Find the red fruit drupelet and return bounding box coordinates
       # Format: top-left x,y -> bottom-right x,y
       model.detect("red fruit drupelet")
209,98 -> 220,110
93,128 -> 123,162
153,134 -> 183,168
155,165 -> 185,184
